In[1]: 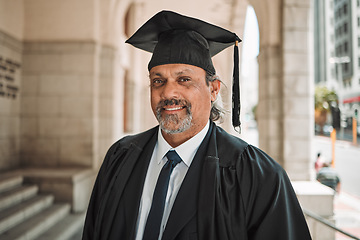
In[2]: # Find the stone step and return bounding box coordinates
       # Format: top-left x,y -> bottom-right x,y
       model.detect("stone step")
37,212 -> 85,240
0,185 -> 39,211
68,228 -> 84,240
0,194 -> 54,234
0,175 -> 23,193
0,203 -> 71,240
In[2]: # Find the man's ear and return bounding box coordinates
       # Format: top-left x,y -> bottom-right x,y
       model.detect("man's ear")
210,80 -> 221,102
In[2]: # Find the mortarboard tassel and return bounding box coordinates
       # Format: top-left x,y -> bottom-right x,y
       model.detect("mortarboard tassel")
232,40 -> 241,133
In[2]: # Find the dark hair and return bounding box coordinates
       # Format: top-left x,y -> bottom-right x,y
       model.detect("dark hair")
205,72 -> 226,122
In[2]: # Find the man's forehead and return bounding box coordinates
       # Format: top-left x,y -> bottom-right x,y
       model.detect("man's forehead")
149,64 -> 205,76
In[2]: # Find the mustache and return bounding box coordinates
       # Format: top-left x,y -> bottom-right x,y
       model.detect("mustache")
156,98 -> 191,110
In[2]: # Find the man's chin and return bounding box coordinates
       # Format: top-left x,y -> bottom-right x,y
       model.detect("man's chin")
159,120 -> 192,135
157,111 -> 193,135
160,124 -> 186,134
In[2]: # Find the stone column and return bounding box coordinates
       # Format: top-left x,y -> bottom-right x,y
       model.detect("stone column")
257,45 -> 284,165
256,0 -> 313,180
282,0 -> 313,180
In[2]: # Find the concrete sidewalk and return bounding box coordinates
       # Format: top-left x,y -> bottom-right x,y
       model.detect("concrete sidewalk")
334,191 -> 360,239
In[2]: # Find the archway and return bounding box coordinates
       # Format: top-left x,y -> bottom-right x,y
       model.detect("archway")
249,0 -> 313,180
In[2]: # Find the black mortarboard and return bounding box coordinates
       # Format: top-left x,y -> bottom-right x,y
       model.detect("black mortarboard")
126,10 -> 242,130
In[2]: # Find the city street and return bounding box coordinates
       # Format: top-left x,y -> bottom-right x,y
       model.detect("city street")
314,135 -> 360,197
240,126 -> 360,197
240,126 -> 360,239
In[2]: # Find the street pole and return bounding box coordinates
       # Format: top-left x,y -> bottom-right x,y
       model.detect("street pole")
329,56 -> 351,141
329,56 -> 350,167
353,117 -> 357,145
337,63 -> 344,140
331,129 -> 336,167
354,109 -> 358,146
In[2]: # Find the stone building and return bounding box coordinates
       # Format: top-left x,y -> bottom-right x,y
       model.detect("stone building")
0,0 -> 333,239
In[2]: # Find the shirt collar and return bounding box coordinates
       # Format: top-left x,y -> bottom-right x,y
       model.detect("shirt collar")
156,121 -> 210,167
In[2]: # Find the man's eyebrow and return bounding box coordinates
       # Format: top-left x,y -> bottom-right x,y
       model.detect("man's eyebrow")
149,72 -> 162,78
149,68 -> 194,78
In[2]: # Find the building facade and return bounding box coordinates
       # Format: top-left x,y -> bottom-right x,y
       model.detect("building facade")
1,1 -> 336,238
0,0 -> 314,180
315,0 -> 360,127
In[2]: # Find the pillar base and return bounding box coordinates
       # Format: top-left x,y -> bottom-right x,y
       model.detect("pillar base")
292,181 -> 336,240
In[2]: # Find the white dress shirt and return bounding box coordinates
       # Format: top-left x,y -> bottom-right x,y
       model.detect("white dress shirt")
135,121 -> 209,240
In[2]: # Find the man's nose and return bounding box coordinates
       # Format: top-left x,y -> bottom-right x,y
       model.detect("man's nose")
161,80 -> 179,99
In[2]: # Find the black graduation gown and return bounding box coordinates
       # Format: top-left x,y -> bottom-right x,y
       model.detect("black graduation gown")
82,122 -> 312,240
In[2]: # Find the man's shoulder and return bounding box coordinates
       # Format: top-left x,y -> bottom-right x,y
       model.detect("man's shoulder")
109,126 -> 158,154
213,124 -> 283,174
213,125 -> 250,166
214,125 -> 249,153
121,126 -> 158,144
214,125 -> 247,145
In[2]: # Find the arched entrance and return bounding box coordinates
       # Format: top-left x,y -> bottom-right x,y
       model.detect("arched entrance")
249,0 -> 313,180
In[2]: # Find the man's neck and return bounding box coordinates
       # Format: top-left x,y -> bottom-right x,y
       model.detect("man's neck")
161,121 -> 209,148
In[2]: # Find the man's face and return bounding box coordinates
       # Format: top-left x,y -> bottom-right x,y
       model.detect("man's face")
149,64 -> 219,137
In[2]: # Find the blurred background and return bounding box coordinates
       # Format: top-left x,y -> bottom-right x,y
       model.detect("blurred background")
0,0 -> 359,239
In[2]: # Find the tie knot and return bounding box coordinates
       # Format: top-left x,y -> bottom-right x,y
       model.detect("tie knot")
166,150 -> 182,167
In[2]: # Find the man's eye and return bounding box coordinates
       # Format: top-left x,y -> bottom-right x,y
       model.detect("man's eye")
179,77 -> 190,82
152,79 -> 164,86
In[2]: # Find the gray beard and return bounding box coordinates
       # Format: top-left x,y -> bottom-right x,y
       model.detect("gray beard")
158,112 -> 193,134
155,99 -> 192,134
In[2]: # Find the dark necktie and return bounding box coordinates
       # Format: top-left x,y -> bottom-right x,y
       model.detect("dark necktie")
143,150 -> 182,240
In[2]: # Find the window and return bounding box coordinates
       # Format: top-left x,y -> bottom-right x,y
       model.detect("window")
344,42 -> 348,53
344,23 -> 347,33
343,4 -> 347,15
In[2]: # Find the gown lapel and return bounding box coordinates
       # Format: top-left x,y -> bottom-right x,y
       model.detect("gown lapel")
162,123 -> 215,240
97,128 -> 158,239
124,135 -> 158,239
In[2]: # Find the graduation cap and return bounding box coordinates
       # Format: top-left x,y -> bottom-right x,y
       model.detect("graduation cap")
126,10 -> 242,130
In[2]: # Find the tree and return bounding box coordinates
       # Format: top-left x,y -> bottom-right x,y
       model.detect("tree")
314,86 -> 338,134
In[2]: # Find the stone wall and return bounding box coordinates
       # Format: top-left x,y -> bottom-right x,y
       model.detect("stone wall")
20,41 -> 116,168
0,30 -> 22,170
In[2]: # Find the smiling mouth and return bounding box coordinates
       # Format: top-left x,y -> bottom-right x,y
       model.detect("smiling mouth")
163,106 -> 185,111
156,98 -> 190,115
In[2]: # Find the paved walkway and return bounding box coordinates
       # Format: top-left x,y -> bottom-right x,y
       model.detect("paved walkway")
334,191 -> 360,239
